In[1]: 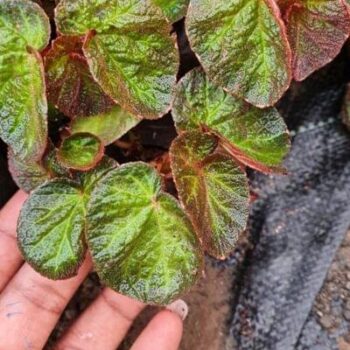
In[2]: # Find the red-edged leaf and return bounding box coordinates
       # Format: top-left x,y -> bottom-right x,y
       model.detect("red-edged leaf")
170,131 -> 250,258
44,35 -> 115,118
57,133 -> 104,171
186,0 -> 292,107
283,0 -> 350,81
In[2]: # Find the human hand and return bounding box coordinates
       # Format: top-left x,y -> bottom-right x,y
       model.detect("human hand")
0,191 -> 185,350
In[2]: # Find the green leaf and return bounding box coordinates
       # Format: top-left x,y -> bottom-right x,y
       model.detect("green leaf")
0,0 -> 50,160
0,0 -> 50,51
8,149 -> 49,193
44,142 -> 72,179
282,0 -> 350,81
86,162 -> 202,305
56,0 -> 179,119
170,131 -> 250,258
70,105 -> 140,145
58,133 -> 104,171
45,35 -> 117,119
0,49 -> 48,161
17,156 -> 118,279
8,142 -> 71,193
18,179 -> 86,279
186,0 -> 292,107
172,68 -> 290,173
152,0 -> 190,22
75,156 -> 118,198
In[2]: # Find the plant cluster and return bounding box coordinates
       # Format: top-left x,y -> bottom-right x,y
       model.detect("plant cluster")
0,0 -> 349,304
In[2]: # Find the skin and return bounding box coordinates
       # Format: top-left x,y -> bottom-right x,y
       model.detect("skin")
0,191 -> 183,350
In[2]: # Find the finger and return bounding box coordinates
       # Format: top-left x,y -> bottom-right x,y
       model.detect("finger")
0,259 -> 91,350
131,310 -> 183,350
55,288 -> 145,350
0,191 -> 28,292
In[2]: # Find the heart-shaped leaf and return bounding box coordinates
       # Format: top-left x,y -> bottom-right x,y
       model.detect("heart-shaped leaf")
186,0 -> 292,107
86,162 -> 203,305
282,0 -> 350,81
58,133 -> 104,171
170,131 -> 250,258
0,0 -> 50,161
172,68 -> 290,173
70,105 -> 140,145
17,157 -> 118,279
152,0 -> 189,22
55,0 -> 179,119
18,179 -> 87,279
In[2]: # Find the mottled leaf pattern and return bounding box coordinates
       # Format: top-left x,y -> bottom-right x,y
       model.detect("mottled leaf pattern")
170,132 -> 250,258
8,150 -> 49,193
86,162 -> 202,304
58,133 -> 104,171
173,68 -> 290,173
186,0 -> 292,107
17,157 -> 117,279
0,0 -> 50,51
45,36 -> 116,118
152,0 -> 189,22
18,179 -> 86,279
70,105 -> 140,145
283,0 -> 350,81
8,143 -> 70,193
0,0 -> 50,160
56,0 -> 178,119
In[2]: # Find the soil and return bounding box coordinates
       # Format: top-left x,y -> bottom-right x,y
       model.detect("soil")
312,230 -> 350,349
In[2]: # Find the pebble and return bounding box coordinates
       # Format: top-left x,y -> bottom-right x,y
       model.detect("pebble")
343,310 -> 350,322
319,315 -> 334,329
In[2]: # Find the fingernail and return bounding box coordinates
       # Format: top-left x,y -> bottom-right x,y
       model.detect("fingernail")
166,299 -> 189,321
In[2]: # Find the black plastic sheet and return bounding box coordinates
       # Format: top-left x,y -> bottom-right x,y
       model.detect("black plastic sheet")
230,54 -> 350,350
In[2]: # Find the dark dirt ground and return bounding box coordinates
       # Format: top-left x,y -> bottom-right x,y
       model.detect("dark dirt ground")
312,231 -> 350,350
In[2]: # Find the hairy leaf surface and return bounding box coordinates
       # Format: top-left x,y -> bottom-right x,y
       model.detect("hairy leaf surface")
45,36 -> 116,118
0,0 -> 50,51
170,132 -> 250,258
186,0 -> 292,107
70,105 -> 140,145
8,150 -> 49,193
87,162 -> 202,304
0,0 -> 50,160
56,0 -> 178,119
17,157 -> 117,279
8,143 -> 70,193
172,69 -> 290,173
18,179 -> 86,279
58,133 -> 104,171
152,0 -> 189,22
283,0 -> 350,81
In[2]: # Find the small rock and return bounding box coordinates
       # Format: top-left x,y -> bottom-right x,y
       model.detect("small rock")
319,315 -> 334,329
343,333 -> 350,343
343,310 -> 350,321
